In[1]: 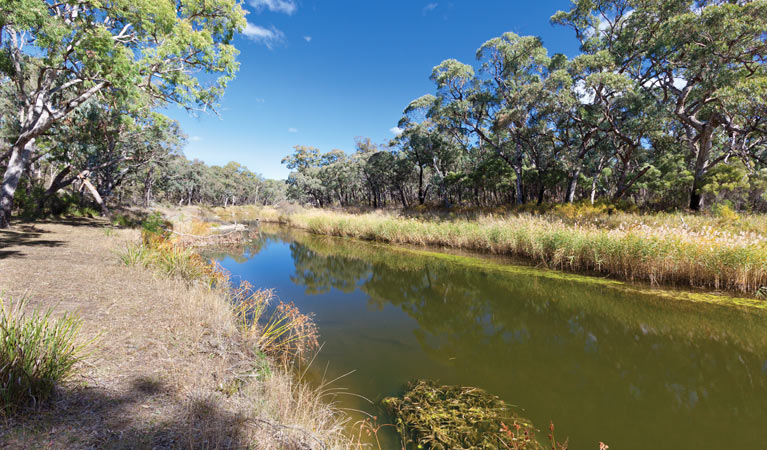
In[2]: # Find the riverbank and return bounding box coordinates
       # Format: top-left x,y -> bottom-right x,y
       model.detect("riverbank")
0,219 -> 349,448
208,205 -> 767,297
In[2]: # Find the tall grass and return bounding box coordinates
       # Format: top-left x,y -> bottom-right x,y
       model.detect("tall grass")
269,208 -> 767,296
0,295 -> 88,412
231,283 -> 319,365
120,232 -> 227,288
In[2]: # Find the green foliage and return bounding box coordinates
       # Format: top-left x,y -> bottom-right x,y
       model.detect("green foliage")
712,203 -> 740,222
0,295 -> 88,412
383,380 -> 543,450
279,1 -> 767,213
121,231 -> 226,288
140,212 -> 171,238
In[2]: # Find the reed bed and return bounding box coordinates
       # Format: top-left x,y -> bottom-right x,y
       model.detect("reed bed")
271,209 -> 767,296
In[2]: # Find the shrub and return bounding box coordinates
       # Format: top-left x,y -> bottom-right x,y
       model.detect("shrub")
141,212 -> 172,239
712,203 -> 740,222
0,296 -> 88,412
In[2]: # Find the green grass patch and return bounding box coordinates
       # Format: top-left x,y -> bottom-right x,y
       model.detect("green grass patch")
0,295 -> 89,412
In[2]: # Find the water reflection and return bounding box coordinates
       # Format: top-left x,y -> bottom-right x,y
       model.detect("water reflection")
209,227 -> 767,450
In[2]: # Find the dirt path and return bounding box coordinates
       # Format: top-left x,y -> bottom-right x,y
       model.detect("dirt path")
0,219 -> 258,448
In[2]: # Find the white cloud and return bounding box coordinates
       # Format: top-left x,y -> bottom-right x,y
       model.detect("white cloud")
642,75 -> 687,91
389,127 -> 404,136
249,0 -> 297,15
573,79 -> 595,104
242,22 -> 285,49
303,36 -> 312,43
190,136 -> 203,142
288,128 -> 298,133
422,3 -> 438,15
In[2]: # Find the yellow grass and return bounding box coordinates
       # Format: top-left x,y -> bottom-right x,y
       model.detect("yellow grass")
208,205 -> 767,296
0,220 -> 352,449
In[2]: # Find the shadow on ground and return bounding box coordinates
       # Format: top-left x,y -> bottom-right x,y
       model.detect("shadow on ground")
0,218 -> 115,259
0,225 -> 64,259
0,375 -> 320,449
0,375 -> 248,449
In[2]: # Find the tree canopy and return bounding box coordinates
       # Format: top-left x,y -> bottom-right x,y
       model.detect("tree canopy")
282,0 -> 767,212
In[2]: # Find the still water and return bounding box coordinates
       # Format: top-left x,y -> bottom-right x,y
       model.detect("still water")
206,226 -> 767,449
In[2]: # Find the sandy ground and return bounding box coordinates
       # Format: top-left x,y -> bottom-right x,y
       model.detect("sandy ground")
0,219 -> 345,449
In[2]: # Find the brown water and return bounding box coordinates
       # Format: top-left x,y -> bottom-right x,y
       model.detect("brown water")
206,226 -> 767,449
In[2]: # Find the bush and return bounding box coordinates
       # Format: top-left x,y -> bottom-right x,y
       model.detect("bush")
0,296 -> 88,412
712,202 -> 740,222
141,212 -> 171,238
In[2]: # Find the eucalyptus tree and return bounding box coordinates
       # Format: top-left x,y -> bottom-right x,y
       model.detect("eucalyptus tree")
282,146 -> 326,206
0,0 -> 246,226
398,94 -> 465,206
408,72 -> 470,207
473,32 -> 553,204
40,104 -> 183,214
553,0 -> 767,210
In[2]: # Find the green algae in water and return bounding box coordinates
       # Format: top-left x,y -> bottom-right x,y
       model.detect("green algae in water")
383,380 -> 543,450
210,226 -> 767,450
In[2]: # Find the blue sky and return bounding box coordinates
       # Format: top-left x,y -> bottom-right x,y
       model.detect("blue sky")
166,0 -> 581,180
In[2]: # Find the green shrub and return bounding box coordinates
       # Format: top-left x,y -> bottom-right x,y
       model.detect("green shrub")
0,296 -> 88,412
712,202 -> 740,222
141,212 -> 170,236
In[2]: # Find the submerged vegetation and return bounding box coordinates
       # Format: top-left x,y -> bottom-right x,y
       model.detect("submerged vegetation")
0,296 -> 88,413
383,380 -> 556,450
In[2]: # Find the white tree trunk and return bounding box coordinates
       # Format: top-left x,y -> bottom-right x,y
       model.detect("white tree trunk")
0,140 -> 34,228
80,174 -> 109,216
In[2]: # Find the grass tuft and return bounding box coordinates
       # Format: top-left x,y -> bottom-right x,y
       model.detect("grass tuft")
0,295 -> 88,412
121,232 -> 227,288
232,284 -> 320,365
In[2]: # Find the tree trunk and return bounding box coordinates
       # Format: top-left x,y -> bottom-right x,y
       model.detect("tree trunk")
565,166 -> 581,204
80,176 -> 110,217
399,187 -> 409,209
689,126 -> 714,211
0,140 -> 34,228
418,165 -> 426,205
514,138 -> 524,205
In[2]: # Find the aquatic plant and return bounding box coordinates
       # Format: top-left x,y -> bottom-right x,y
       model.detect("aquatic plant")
383,380 -> 543,450
232,283 -> 319,365
0,295 -> 89,412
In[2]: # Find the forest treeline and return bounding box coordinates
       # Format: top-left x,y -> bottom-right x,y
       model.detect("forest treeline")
284,0 -> 767,212
2,98 -> 286,218
1,0 -> 766,229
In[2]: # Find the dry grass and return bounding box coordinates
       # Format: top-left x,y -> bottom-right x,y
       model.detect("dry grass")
0,219 -> 351,449
204,205 -> 767,296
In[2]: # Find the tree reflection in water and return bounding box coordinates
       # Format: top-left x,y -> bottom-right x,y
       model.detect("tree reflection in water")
212,228 -> 767,450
